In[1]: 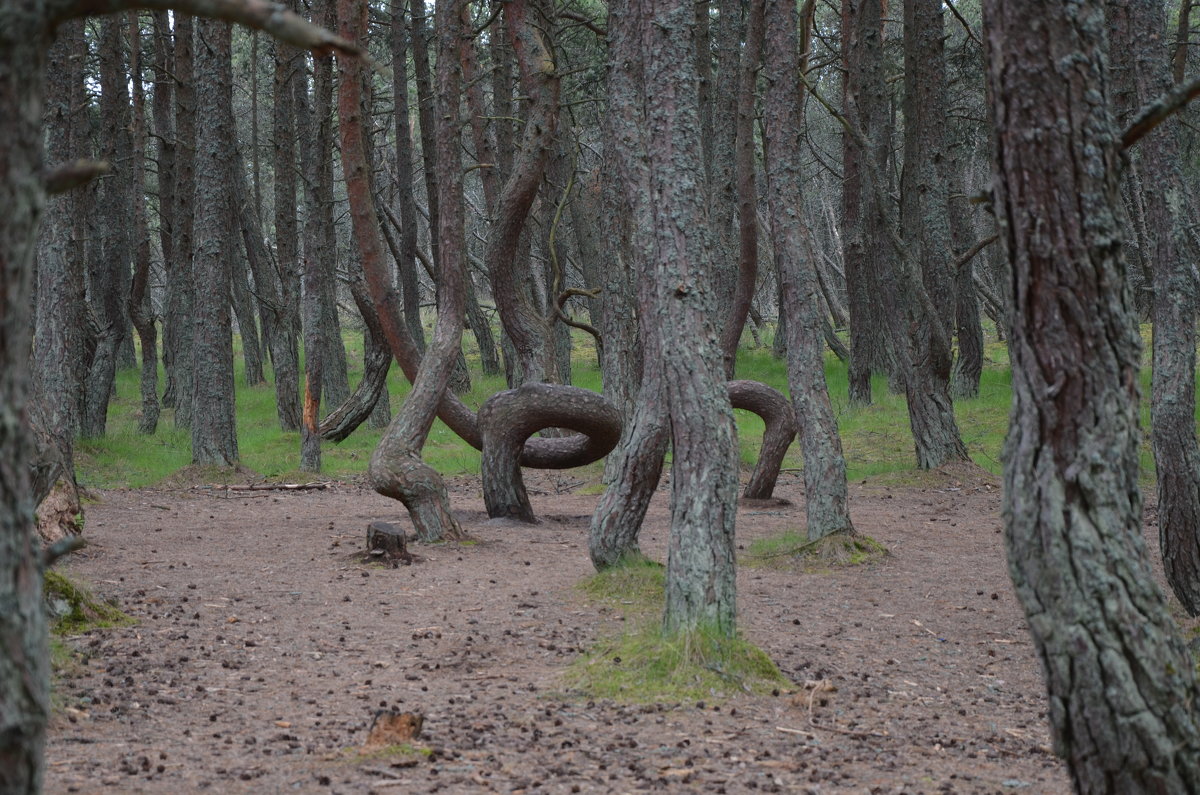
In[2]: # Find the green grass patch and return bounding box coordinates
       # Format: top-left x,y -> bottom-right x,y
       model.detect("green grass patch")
742,531 -> 887,571
78,322 -> 1194,491
577,553 -> 665,614
43,570 -> 133,636
563,622 -> 789,703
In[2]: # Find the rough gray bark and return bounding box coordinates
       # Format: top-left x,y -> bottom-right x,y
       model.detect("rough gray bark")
191,20 -> 239,466
34,20 -> 88,468
479,385 -> 622,522
587,0 -> 666,571
949,187 -> 984,400
269,31 -> 302,431
616,0 -> 739,635
1111,0 -> 1200,616
1,13 -> 51,790
167,14 -> 196,427
983,0 -> 1200,789
82,16 -> 133,438
762,0 -> 854,540
841,0 -> 894,405
128,12 -> 161,436
899,0 -> 970,469
390,0 -> 430,356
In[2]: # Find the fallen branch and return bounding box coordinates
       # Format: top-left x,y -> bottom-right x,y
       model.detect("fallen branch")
214,482 -> 333,492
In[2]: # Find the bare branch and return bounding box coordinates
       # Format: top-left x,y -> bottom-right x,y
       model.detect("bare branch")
53,0 -> 362,57
44,159 -> 110,194
1122,71 -> 1200,150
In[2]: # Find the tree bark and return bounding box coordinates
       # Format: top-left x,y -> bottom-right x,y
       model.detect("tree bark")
479,385 -> 622,522
191,20 -> 239,466
1111,0 -> 1200,616
899,0 -> 970,469
34,19 -> 88,470
390,0 -> 430,355
485,0 -> 560,387
983,0 -> 1200,789
128,11 -> 162,435
762,0 -> 855,540
615,0 -> 740,635
82,16 -> 133,438
0,13 -> 51,790
269,30 -> 302,431
719,0 -> 763,376
341,0 -> 465,542
167,14 -> 196,427
841,0 -> 895,405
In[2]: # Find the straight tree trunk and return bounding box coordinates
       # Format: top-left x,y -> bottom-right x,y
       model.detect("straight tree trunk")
152,11 -> 177,403
390,0 -> 429,353
270,32 -> 303,431
983,0 -> 1200,789
1110,0 -> 1200,616
82,16 -> 133,438
34,19 -> 88,467
128,11 -> 161,435
0,13 -> 51,791
899,0 -> 969,469
168,15 -> 197,428
841,0 -> 895,405
719,0 -> 763,376
763,0 -> 855,541
191,20 -> 239,465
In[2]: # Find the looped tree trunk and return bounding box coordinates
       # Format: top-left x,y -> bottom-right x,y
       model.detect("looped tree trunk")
726,380 -> 795,500
479,384 -> 622,522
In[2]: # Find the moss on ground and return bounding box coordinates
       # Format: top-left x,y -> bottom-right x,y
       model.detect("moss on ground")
742,531 -> 887,571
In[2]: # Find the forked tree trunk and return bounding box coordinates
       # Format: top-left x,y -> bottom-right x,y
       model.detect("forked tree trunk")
983,0 -> 1200,789
762,0 -> 854,540
340,0 -> 465,541
617,0 -> 740,636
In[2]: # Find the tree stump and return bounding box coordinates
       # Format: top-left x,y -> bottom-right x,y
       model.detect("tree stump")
366,521 -> 413,567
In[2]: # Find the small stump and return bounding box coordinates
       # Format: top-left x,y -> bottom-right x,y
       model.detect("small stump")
367,521 -> 413,567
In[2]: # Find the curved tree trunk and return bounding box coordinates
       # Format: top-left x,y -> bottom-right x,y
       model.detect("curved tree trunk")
983,0 -> 1200,788
320,278 -> 392,443
485,0 -> 560,387
479,385 -> 622,522
762,0 -> 854,541
727,380 -> 795,501
340,0 -> 465,541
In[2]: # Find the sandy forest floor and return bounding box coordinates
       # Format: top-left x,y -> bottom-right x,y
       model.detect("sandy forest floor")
47,463 -> 1180,794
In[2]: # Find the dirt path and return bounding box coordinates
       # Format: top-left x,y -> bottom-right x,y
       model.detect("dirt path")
45,469 -> 1084,793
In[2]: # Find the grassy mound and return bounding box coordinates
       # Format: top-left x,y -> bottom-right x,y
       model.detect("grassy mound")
743,531 -> 887,571
43,570 -> 133,636
564,623 -> 789,703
